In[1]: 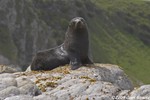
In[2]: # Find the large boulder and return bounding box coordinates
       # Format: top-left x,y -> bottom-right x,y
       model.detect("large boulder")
16,64 -> 134,100
0,64 -> 150,100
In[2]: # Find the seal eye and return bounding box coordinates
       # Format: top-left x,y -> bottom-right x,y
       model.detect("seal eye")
80,18 -> 85,22
69,21 -> 76,27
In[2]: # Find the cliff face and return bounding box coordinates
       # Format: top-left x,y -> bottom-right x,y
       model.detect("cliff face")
0,0 -> 53,69
0,0 -> 96,70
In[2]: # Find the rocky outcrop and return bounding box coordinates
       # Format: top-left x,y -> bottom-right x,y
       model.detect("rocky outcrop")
0,64 -> 150,100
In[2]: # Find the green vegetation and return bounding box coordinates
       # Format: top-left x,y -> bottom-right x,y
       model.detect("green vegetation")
89,0 -> 150,85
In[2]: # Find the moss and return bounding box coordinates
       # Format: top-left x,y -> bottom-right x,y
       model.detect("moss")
60,87 -> 65,90
86,97 -> 89,100
51,65 -> 70,74
38,84 -> 46,92
53,76 -> 62,80
89,79 -> 96,83
45,82 -> 58,88
80,76 -> 96,83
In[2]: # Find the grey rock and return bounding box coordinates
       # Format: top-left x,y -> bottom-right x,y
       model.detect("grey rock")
4,95 -> 34,100
16,76 -> 41,96
49,81 -> 120,100
16,76 -> 34,87
19,83 -> 41,96
0,72 -> 42,100
0,86 -> 20,100
0,73 -> 16,78
75,95 -> 112,100
2,64 -> 150,100
117,90 -> 130,96
84,64 -> 133,90
34,94 -> 57,100
32,64 -> 130,99
129,85 -> 150,100
0,65 -> 18,74
0,77 -> 17,90
0,74 -> 17,90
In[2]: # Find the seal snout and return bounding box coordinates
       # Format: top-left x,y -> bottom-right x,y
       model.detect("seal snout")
75,18 -> 85,29
76,20 -> 83,28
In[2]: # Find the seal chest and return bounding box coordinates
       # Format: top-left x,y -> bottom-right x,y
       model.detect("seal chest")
30,17 -> 93,71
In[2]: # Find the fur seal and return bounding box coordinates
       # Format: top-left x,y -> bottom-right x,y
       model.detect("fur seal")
31,17 -> 93,71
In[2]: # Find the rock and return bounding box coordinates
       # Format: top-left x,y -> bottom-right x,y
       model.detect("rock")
0,73 -> 17,90
0,86 -> 20,100
0,65 -> 18,74
0,77 -> 17,90
33,94 -> 57,100
117,90 -> 130,96
56,64 -> 133,90
129,85 -> 150,100
0,72 -> 41,100
4,95 -> 34,100
0,73 -> 16,78
50,81 -> 120,100
1,64 -> 150,100
15,64 -> 133,100
16,76 -> 41,96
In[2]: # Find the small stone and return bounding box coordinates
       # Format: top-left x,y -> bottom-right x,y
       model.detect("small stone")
129,85 -> 150,99
0,73 -> 16,78
0,77 -> 17,90
16,77 -> 41,96
0,86 -> 20,100
34,94 -> 57,100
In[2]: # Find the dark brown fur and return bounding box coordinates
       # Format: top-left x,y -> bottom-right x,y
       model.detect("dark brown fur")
31,17 -> 93,70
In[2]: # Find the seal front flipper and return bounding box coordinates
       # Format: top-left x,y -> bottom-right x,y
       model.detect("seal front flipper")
69,54 -> 81,70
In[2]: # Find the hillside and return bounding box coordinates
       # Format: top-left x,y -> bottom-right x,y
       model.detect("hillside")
0,0 -> 150,84
90,0 -> 150,84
